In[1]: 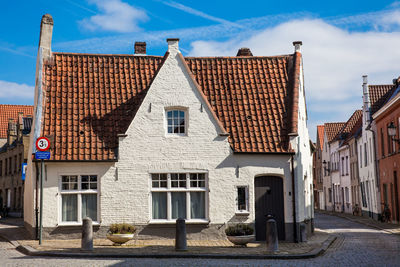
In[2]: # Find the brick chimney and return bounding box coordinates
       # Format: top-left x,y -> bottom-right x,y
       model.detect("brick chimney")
7,119 -> 17,145
236,47 -> 253,56
134,42 -> 146,55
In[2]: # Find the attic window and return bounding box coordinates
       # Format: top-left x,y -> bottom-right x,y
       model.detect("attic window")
166,109 -> 186,134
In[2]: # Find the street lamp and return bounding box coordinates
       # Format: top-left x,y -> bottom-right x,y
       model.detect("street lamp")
388,122 -> 400,143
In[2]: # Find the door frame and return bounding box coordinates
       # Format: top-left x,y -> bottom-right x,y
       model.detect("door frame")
254,174 -> 286,240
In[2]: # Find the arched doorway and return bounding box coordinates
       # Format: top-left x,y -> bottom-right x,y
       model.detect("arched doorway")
254,176 -> 285,240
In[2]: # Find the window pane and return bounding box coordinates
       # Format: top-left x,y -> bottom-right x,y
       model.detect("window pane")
82,182 -> 89,190
237,187 -> 246,210
81,175 -> 89,182
62,194 -> 77,222
62,176 -> 69,183
90,175 -> 97,182
152,192 -> 167,219
191,192 -> 205,219
180,126 -> 185,133
82,194 -> 97,221
173,110 -> 179,117
167,111 -> 172,118
168,127 -> 173,133
174,126 -> 180,133
172,192 -> 186,219
179,111 -> 184,118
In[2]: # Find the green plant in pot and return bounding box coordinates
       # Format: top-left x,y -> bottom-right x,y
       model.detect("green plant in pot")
106,223 -> 136,245
225,224 -> 255,247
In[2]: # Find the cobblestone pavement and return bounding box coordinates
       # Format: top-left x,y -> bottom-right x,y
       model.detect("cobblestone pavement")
1,213 -> 399,266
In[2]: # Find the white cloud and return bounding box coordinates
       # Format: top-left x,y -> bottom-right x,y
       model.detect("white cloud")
0,80 -> 34,99
79,0 -> 148,33
188,17 -> 400,136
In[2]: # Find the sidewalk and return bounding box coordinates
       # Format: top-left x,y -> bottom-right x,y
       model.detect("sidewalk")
316,210 -> 400,235
0,218 -> 336,259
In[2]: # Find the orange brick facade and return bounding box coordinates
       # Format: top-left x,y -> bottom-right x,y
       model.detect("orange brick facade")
375,98 -> 400,223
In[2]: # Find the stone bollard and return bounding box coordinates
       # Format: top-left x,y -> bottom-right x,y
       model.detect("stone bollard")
175,218 -> 187,251
81,217 -> 93,251
300,223 -> 307,242
266,217 -> 279,252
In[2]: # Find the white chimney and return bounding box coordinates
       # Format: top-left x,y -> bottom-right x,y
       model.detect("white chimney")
293,41 -> 302,53
362,75 -> 370,124
167,38 -> 180,55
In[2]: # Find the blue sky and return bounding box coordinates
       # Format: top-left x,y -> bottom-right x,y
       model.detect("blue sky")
1,0 -> 400,140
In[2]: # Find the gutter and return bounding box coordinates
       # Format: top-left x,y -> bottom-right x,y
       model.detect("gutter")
291,155 -> 298,242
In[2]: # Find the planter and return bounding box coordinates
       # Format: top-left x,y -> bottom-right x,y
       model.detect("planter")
226,235 -> 255,247
106,233 -> 134,245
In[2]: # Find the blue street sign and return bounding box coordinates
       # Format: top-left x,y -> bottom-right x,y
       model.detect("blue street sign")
21,163 -> 27,181
35,151 -> 50,160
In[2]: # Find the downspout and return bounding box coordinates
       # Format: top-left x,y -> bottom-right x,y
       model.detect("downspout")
291,155 -> 298,243
35,160 -> 39,240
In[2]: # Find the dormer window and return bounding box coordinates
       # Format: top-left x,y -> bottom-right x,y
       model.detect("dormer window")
166,109 -> 186,134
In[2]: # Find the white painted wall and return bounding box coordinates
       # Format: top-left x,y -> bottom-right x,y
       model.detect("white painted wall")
339,145 -> 352,213
322,133 -> 332,211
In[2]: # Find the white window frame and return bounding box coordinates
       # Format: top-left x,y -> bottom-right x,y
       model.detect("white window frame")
165,107 -> 188,136
235,185 -> 249,215
149,172 -> 208,224
58,174 -> 100,226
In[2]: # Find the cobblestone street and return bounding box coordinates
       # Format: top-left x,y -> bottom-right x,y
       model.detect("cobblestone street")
1,213 -> 399,266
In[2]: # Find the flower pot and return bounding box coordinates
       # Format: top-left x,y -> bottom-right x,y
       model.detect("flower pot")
106,233 -> 134,245
227,235 -> 255,247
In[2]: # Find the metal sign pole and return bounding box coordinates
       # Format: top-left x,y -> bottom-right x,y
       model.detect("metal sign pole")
39,159 -> 44,245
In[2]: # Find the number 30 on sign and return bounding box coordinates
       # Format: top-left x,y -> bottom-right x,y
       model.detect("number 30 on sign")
36,137 -> 50,151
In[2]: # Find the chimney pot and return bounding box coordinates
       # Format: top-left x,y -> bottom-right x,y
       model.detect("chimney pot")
236,47 -> 253,57
134,42 -> 146,55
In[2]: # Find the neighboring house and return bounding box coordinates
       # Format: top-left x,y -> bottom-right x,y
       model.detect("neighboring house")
24,14 -> 313,242
321,122 -> 345,211
372,77 -> 400,224
313,125 -> 324,210
0,105 -> 33,217
348,120 -> 362,215
336,110 -> 362,214
360,76 -> 396,219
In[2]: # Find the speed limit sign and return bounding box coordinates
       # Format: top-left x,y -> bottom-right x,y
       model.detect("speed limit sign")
36,137 -> 50,151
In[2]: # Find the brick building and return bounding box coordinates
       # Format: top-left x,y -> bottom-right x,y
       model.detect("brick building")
372,77 -> 400,224
0,105 -> 33,217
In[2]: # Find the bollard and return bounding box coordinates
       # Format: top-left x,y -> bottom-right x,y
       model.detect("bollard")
300,223 -> 307,242
175,218 -> 187,251
81,217 -> 93,251
266,217 -> 278,252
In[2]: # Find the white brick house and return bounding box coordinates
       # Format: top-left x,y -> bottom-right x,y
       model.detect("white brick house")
24,15 -> 313,242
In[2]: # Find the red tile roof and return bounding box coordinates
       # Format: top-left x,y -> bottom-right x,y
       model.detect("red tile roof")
369,85 -> 396,114
0,104 -> 33,139
333,110 -> 362,144
324,122 -> 345,143
42,51 -> 301,161
316,125 -> 324,150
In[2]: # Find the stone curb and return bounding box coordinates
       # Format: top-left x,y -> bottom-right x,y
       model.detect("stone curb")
13,236 -> 337,259
317,211 -> 400,236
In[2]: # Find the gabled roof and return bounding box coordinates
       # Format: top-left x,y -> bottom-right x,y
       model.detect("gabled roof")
41,50 -> 301,161
369,84 -> 396,114
337,110 -> 363,145
0,104 -> 33,139
324,122 -> 345,143
316,125 -> 324,150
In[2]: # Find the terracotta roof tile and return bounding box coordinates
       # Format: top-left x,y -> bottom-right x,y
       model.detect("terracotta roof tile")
324,122 -> 345,143
369,84 -> 396,114
333,110 -> 362,143
42,52 -> 300,161
0,104 -> 33,139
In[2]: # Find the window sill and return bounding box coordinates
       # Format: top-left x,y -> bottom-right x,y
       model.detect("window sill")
235,211 -> 250,216
57,222 -> 100,227
149,219 -> 209,225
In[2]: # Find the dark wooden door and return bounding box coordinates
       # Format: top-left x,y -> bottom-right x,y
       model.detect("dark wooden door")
254,176 -> 285,241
